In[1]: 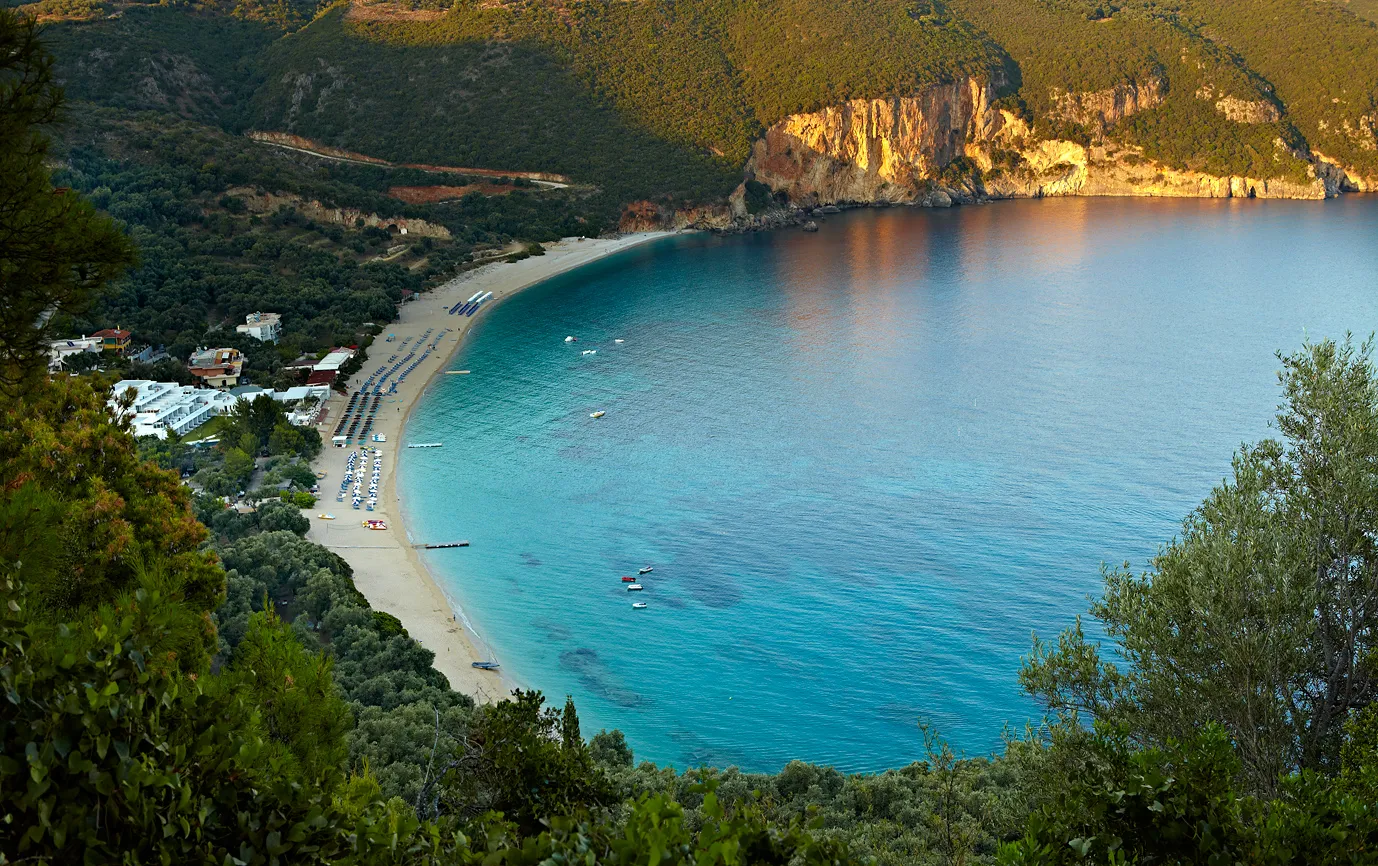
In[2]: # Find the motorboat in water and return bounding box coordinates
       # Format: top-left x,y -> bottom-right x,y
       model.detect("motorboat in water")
582,349 -> 597,355
638,566 -> 653,575
590,411 -> 606,418
626,584 -> 643,591
621,576 -> 636,582
565,336 -> 577,343
632,602 -> 647,609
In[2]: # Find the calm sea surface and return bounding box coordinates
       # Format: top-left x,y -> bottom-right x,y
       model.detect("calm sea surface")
400,197 -> 1378,773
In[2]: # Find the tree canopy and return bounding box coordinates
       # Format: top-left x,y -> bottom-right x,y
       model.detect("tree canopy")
0,9 -> 133,392
1023,338 -> 1378,793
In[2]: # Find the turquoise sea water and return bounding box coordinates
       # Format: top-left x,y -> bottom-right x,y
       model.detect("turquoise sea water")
400,197 -> 1378,774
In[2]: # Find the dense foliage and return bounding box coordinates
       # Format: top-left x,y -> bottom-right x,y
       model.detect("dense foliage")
0,374 -> 222,637
308,0 -> 1005,165
1023,339 -> 1378,793
947,0 -> 1313,179
40,106 -> 599,361
0,10 -> 133,390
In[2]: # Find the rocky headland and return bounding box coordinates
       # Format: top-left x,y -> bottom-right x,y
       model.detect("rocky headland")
621,77 -> 1375,234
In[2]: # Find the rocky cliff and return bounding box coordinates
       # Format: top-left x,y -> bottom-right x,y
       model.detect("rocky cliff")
741,78 -> 1372,214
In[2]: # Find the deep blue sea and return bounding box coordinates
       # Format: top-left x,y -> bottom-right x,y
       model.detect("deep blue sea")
399,197 -> 1378,774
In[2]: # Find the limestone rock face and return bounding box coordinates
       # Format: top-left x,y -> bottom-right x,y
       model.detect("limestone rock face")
1052,78 -> 1165,132
745,77 -> 1353,207
748,81 -> 993,205
631,76 -> 1366,233
1214,96 -> 1283,124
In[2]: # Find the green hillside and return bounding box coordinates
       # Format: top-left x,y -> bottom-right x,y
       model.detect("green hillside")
947,0 -> 1312,180
250,8 -> 744,206
36,5 -> 276,126
46,106 -> 597,373
250,0 -> 1007,202
23,0 -> 1378,358
950,0 -> 1378,180
1156,0 -> 1378,179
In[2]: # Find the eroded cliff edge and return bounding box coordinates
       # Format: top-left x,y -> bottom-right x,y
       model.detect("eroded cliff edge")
623,77 -> 1376,232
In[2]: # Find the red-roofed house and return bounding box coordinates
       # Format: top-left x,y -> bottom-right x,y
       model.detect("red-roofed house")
91,328 -> 132,356
188,347 -> 244,389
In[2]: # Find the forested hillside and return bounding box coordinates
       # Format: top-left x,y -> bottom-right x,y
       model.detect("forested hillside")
49,106 -> 592,367
946,0 -> 1313,180
250,0 -> 1377,193
250,0 -> 1008,204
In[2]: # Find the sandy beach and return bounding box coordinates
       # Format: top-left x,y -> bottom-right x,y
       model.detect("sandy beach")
305,232 -> 674,702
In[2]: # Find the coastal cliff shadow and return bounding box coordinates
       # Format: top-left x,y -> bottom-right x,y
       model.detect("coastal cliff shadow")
560,647 -> 650,709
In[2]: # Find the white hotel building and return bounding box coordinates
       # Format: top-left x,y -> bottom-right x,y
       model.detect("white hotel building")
109,380 -> 332,439
109,381 -> 242,439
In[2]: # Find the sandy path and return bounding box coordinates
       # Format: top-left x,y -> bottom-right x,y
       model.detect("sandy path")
305,233 -> 674,702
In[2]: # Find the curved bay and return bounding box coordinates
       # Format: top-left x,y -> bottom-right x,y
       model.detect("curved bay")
400,197 -> 1378,773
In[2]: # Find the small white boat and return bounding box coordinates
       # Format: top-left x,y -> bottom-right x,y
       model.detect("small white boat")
627,584 -> 643,591
638,566 -> 653,575
614,339 -> 624,343
582,349 -> 596,355
632,602 -> 647,609
590,410 -> 605,418
565,336 -> 577,343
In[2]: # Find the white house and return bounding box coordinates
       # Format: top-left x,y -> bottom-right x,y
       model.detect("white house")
47,336 -> 102,372
236,311 -> 282,343
313,347 -> 355,373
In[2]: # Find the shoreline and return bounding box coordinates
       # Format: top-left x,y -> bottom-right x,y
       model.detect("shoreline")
305,232 -> 676,702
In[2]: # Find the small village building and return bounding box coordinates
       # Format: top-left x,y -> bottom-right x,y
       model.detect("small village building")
303,347 -> 356,386
91,328 -> 132,356
231,383 -> 331,425
314,347 -> 355,373
188,347 -> 244,389
47,336 -> 102,371
236,311 -> 282,343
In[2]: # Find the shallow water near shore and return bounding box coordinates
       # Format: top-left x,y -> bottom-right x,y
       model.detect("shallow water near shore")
400,197 -> 1378,774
